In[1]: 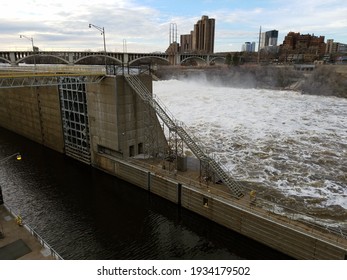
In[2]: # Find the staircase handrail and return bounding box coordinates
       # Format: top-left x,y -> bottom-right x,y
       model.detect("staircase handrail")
125,75 -> 244,198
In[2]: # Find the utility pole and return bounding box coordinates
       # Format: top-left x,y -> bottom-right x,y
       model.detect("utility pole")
89,24 -> 107,73
257,26 -> 262,64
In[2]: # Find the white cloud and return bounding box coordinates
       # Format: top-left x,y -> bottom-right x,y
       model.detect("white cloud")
1,0 -> 167,51
211,0 -> 347,51
1,0 -> 346,52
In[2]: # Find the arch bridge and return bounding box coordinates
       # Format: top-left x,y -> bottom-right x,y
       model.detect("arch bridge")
0,51 -> 226,66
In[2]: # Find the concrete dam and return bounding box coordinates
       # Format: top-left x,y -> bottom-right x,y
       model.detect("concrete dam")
0,67 -> 346,259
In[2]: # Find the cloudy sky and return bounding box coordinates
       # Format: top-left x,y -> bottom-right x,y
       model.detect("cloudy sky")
1,0 -> 346,53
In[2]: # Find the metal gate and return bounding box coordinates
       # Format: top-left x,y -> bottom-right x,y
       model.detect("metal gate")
58,77 -> 91,164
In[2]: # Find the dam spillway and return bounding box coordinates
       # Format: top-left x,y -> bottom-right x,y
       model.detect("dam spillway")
0,67 -> 346,259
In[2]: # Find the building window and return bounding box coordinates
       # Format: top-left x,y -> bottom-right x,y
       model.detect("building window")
138,143 -> 143,154
129,145 -> 135,157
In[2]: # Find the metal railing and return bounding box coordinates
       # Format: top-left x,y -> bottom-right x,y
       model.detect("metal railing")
4,203 -> 64,260
125,75 -> 244,198
0,64 -> 105,75
106,65 -> 151,76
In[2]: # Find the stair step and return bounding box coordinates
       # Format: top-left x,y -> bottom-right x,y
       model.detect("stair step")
125,75 -> 244,198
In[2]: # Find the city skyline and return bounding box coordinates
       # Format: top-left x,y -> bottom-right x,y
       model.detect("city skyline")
1,0 -> 346,53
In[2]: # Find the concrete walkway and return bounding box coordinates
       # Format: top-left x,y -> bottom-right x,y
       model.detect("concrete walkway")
0,204 -> 59,260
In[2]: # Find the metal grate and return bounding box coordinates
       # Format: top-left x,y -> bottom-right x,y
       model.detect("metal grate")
58,77 -> 91,164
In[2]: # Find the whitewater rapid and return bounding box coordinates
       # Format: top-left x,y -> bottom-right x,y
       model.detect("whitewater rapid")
153,79 -> 347,225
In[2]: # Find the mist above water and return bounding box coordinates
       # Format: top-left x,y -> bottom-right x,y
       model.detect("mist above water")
154,79 -> 347,227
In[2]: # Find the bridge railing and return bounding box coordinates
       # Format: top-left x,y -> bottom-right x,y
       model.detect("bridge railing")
106,65 -> 151,76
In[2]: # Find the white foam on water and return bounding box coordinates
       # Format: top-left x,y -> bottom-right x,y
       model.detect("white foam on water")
153,79 -> 347,216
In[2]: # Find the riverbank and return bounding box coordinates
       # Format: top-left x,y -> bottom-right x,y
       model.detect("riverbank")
154,64 -> 347,98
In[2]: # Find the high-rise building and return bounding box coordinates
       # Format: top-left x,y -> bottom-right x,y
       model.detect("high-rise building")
326,39 -> 338,54
242,42 -> 256,52
178,15 -> 215,54
192,15 -> 215,54
260,30 -> 279,50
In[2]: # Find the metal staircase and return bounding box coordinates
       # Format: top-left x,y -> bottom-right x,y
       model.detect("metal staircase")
125,75 -> 244,199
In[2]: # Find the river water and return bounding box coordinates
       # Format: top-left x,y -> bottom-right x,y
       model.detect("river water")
0,127 -> 290,260
1,77 -> 346,259
154,79 -> 347,230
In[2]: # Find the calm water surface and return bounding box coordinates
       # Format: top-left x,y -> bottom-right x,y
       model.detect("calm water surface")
0,127 -> 290,259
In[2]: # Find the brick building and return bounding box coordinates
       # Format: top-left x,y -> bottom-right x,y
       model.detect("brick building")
280,32 -> 326,62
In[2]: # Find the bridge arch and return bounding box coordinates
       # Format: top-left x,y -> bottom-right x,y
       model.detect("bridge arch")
180,56 -> 207,66
210,56 -> 226,64
16,54 -> 70,65
0,57 -> 11,64
128,56 -> 170,66
75,54 -> 122,65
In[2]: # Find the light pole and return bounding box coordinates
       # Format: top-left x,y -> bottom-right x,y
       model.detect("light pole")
257,26 -> 262,64
89,23 -> 107,73
20,35 -> 37,70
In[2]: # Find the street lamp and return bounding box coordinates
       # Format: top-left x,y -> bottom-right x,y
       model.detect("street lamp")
19,35 -> 37,70
0,152 -> 22,164
89,23 -> 107,73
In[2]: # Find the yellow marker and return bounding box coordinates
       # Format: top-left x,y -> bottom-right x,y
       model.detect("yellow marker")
249,190 -> 256,203
16,154 -> 21,160
16,215 -> 23,226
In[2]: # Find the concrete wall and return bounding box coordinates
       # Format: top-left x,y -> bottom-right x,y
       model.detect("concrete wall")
180,186 -> 347,260
93,152 -> 347,260
87,78 -> 120,160
0,75 -> 164,159
88,75 -> 167,162
94,154 -> 180,204
0,86 -> 64,153
150,175 -> 178,203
